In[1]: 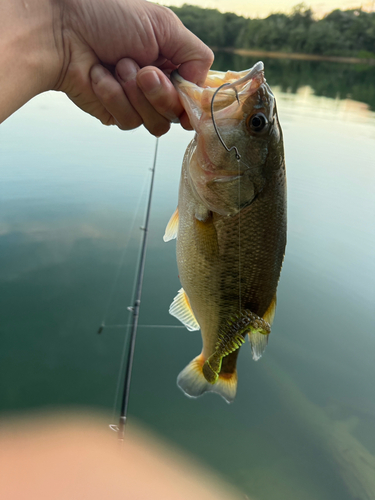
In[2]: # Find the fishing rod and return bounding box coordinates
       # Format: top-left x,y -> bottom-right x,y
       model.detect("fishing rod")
114,137 -> 158,441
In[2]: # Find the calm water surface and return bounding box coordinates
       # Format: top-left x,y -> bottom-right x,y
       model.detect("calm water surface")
1,56 -> 374,500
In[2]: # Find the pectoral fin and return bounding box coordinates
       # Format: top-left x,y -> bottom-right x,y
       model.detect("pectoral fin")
194,205 -> 210,222
169,288 -> 200,331
163,207 -> 179,242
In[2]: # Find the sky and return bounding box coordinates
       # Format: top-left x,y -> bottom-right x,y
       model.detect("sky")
156,0 -> 375,18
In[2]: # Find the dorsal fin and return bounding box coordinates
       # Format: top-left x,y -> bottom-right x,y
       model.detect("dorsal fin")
163,207 -> 179,242
263,294 -> 277,325
169,288 -> 200,331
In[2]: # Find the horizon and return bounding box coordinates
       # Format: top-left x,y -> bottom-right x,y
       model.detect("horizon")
155,0 -> 375,19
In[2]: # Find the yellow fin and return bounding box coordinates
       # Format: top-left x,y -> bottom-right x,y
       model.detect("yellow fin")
169,288 -> 200,331
177,354 -> 237,404
163,207 -> 179,242
243,299 -> 276,361
263,294 -> 277,326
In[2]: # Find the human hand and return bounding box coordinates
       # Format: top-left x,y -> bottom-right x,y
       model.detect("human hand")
0,416 -> 245,500
55,0 -> 213,135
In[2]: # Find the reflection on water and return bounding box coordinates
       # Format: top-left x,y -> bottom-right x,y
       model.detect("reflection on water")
214,51 -> 375,111
1,56 -> 374,499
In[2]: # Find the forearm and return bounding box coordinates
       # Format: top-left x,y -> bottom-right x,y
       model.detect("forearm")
0,0 -> 62,122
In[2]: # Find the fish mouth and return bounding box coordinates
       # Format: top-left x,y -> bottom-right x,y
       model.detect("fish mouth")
171,62 -> 265,128
171,61 -> 264,92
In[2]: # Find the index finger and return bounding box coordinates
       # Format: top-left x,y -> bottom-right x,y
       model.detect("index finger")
149,4 -> 214,86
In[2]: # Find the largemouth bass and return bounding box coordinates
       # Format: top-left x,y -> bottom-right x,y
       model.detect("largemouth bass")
164,62 -> 286,403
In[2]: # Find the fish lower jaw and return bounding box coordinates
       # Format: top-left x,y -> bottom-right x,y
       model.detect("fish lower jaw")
195,167 -> 243,184
212,174 -> 242,183
195,146 -> 244,181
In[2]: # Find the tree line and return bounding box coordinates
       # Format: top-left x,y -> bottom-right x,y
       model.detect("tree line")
168,4 -> 375,58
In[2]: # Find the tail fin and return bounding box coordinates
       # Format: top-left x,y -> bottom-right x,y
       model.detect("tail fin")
177,354 -> 237,404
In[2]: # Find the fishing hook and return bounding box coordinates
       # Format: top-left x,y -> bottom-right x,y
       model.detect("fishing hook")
210,62 -> 265,162
211,83 -> 241,160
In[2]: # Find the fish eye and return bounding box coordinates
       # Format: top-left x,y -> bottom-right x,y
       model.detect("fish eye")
247,113 -> 268,133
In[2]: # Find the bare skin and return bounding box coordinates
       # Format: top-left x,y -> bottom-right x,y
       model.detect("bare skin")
0,415 -> 245,500
0,0 -> 213,134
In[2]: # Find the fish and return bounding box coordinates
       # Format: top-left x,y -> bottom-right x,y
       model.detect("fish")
164,62 -> 286,403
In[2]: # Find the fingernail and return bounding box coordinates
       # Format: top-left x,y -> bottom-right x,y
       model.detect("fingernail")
117,59 -> 138,83
91,65 -> 106,84
137,70 -> 161,95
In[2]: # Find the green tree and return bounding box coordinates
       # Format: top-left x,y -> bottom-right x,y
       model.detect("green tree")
169,4 -> 375,58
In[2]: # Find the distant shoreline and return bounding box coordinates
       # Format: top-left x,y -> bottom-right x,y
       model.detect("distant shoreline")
215,48 -> 375,65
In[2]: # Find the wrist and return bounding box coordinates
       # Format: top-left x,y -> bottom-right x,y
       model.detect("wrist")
0,0 -> 63,121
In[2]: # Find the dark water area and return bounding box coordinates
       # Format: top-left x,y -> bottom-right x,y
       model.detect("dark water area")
214,51 -> 375,111
1,54 -> 374,499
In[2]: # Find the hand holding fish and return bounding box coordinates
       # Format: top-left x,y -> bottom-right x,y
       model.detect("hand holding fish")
0,0 -> 213,132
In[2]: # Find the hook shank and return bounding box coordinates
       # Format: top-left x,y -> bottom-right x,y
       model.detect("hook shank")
210,83 -> 241,160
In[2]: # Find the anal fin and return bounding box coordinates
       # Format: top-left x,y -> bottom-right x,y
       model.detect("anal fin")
169,288 -> 200,331
244,310 -> 271,361
249,331 -> 269,361
246,295 -> 276,361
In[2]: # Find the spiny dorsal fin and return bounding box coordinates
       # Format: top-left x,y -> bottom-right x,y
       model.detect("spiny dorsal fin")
263,294 -> 277,326
163,207 -> 179,242
169,288 -> 200,331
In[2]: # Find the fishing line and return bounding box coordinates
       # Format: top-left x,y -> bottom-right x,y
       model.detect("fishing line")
109,204 -> 151,424
110,303 -> 136,425
109,199 -> 151,424
103,324 -> 186,329
238,137 -> 242,314
110,151 -> 157,429
109,137 -> 159,442
211,84 -> 244,313
97,161 -> 151,334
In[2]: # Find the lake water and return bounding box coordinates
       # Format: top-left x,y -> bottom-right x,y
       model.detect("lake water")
1,55 -> 374,500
